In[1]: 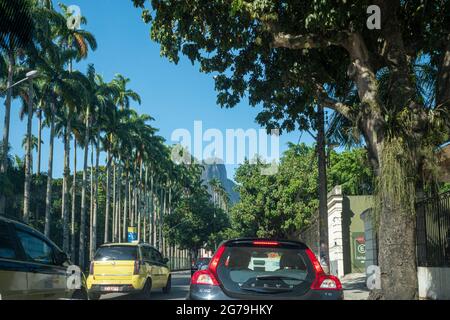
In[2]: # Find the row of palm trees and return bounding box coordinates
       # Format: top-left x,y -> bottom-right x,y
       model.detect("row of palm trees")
0,0 -> 207,269
209,178 -> 229,213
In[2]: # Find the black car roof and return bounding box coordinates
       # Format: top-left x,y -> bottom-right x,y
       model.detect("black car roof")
222,238 -> 308,248
0,216 -> 64,252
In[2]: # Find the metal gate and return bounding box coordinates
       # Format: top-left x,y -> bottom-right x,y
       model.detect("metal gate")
416,191 -> 450,267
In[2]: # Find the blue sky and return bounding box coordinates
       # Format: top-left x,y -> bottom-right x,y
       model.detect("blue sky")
1,0 -> 314,180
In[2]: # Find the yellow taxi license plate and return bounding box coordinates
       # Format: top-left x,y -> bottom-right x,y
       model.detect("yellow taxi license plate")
103,286 -> 121,292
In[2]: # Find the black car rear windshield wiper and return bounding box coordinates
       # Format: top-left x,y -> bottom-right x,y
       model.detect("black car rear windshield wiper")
240,286 -> 294,294
256,275 -> 304,282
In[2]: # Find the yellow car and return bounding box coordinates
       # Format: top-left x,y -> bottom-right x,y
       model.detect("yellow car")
86,243 -> 171,299
0,216 -> 88,300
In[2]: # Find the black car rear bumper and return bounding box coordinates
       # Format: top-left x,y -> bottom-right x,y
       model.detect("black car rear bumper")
189,284 -> 344,300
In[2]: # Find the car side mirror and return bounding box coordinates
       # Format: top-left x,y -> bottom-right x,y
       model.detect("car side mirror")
163,257 -> 169,264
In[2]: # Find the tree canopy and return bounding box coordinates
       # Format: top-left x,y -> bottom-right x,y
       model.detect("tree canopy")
131,0 -> 450,298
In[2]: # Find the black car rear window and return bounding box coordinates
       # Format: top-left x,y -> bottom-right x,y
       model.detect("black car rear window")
94,246 -> 138,261
0,222 -> 17,260
215,244 -> 315,298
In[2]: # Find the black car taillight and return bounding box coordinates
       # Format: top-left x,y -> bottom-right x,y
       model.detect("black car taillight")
191,269 -> 219,286
207,245 -> 226,283
191,247 -> 225,286
306,248 -> 342,291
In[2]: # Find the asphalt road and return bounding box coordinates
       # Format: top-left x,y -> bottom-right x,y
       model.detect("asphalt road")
100,270 -> 191,300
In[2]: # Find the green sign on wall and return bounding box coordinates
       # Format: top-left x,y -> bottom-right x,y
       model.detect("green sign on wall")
351,232 -> 366,272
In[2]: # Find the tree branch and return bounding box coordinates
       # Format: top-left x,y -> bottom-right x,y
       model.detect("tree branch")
270,28 -> 379,115
271,31 -> 348,50
314,84 -> 354,121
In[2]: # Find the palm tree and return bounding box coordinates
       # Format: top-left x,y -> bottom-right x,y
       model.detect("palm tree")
104,75 -> 141,243
55,4 -> 96,254
88,72 -> 116,258
112,74 -> 141,111
0,0 -> 35,216
32,29 -> 89,237
21,134 -> 39,173
18,70 -> 37,224
100,108 -> 132,243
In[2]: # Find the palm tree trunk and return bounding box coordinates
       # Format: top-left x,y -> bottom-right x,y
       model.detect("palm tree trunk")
143,215 -> 146,243
160,187 -> 165,253
91,137 -> 99,258
129,176 -> 133,227
62,119 -> 71,253
142,164 -> 148,242
137,181 -> 141,241
149,173 -> 154,246
156,189 -> 161,249
123,171 -> 129,241
132,182 -> 136,227
70,138 -> 77,261
134,182 -> 138,227
89,142 -> 94,259
137,161 -> 142,229
79,107 -> 90,270
23,81 -> 34,224
0,52 -> 15,216
44,106 -> 55,237
89,143 -> 94,257
37,108 -> 42,175
34,108 -> 43,224
117,159 -> 122,242
112,160 -> 116,242
104,150 -> 111,243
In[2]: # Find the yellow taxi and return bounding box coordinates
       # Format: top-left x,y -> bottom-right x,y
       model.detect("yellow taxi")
86,243 -> 171,299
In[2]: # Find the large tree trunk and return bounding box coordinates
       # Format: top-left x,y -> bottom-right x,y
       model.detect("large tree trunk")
377,194 -> 418,299
0,52 -> 14,216
373,139 -> 419,300
346,31 -> 418,299
44,108 -> 55,237
104,151 -> 112,243
23,81 -> 34,224
79,108 -> 90,270
70,138 -> 77,261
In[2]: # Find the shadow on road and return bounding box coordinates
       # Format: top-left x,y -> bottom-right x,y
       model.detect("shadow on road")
101,271 -> 191,301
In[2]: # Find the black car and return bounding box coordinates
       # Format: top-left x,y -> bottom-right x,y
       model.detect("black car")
0,216 -> 88,300
189,238 -> 343,300
191,257 -> 211,276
